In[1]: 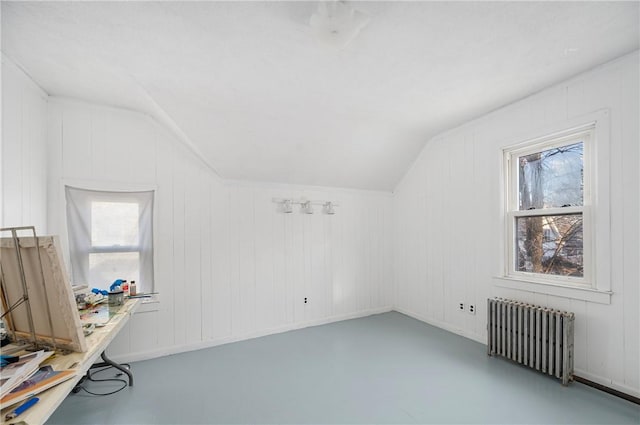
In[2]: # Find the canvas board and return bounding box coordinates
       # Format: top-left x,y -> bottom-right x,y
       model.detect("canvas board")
0,236 -> 87,352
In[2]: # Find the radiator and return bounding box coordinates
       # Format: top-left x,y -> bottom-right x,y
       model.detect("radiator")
487,297 -> 575,385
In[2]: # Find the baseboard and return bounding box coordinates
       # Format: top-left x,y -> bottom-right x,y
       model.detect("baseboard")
574,369 -> 640,400
393,307 -> 486,344
112,306 -> 393,364
112,304 -> 640,401
393,308 -> 640,400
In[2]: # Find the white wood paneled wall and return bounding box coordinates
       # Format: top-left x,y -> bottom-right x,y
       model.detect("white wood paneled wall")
1,57 -> 48,232
394,51 -> 640,397
45,98 -> 393,361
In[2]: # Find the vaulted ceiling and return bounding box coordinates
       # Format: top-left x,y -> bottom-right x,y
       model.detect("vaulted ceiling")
2,1 -> 638,191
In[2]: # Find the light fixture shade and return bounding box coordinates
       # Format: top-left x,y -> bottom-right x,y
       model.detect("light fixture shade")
323,202 -> 336,215
301,201 -> 314,214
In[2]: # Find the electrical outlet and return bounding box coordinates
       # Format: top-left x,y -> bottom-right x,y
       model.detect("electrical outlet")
468,304 -> 476,315
459,302 -> 464,311
304,297 -> 308,304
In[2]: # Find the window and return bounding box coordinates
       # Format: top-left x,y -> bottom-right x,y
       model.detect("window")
65,186 -> 154,292
504,126 -> 592,287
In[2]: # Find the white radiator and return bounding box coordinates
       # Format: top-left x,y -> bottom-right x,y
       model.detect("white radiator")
487,297 -> 575,385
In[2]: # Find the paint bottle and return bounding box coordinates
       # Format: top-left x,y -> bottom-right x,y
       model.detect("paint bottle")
122,281 -> 129,297
129,281 -> 137,296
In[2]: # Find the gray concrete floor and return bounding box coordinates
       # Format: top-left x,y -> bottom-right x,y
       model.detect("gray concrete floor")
48,312 -> 639,424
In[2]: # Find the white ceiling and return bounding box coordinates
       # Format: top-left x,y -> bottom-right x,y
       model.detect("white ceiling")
2,1 -> 638,191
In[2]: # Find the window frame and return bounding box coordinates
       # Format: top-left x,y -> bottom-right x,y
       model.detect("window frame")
496,110 -> 612,304
505,128 -> 592,287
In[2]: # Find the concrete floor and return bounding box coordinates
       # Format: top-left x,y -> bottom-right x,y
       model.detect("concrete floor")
48,312 -> 639,424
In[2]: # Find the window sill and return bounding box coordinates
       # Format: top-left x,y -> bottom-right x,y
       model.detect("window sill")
132,295 -> 160,313
493,276 -> 611,304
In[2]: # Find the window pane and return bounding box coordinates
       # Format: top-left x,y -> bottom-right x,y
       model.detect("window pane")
89,252 -> 140,289
91,202 -> 139,247
518,142 -> 583,210
516,214 -> 583,277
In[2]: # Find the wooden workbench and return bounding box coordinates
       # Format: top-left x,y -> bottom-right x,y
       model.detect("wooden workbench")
0,299 -> 139,425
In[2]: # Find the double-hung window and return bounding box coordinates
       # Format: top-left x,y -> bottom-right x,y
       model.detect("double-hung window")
504,126 -> 593,286
65,186 -> 154,292
500,111 -> 612,304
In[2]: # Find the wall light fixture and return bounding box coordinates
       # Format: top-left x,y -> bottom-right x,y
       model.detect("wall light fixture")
272,198 -> 339,215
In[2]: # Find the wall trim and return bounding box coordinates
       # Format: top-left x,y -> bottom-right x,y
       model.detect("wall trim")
395,308 -> 639,399
393,307 -> 486,345
47,96 -> 224,182
493,276 -> 612,304
48,95 -> 154,118
116,304 -> 640,400
574,370 -> 640,400
112,306 -> 393,364
394,309 -> 640,399
47,96 -> 394,197
2,53 -> 49,99
225,179 -> 394,197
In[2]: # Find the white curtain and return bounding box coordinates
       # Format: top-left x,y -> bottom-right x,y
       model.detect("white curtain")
65,186 -> 154,291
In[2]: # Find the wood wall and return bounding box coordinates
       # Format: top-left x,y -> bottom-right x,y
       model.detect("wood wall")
45,98 -> 393,361
394,51 -> 639,397
1,57 -> 48,232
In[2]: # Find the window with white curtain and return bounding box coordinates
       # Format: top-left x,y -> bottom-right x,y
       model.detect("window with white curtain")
65,186 -> 154,292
